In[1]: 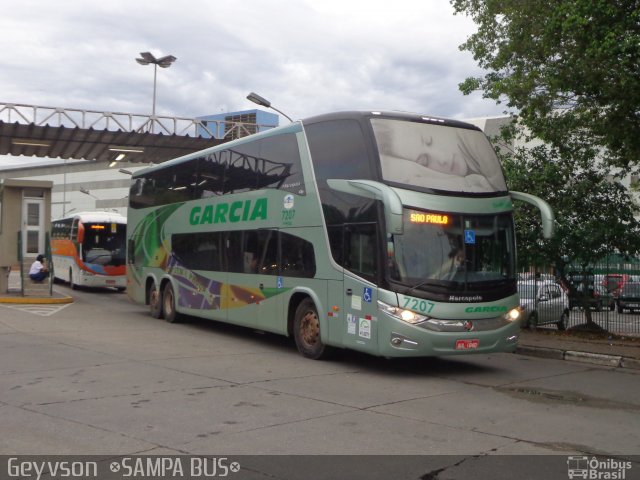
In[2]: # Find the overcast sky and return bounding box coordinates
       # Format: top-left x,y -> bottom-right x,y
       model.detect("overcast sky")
1,0 -> 507,166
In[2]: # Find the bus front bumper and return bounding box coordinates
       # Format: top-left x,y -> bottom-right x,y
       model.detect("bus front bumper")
377,314 -> 521,357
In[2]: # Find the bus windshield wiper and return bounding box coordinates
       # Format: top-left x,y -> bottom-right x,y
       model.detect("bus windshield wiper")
403,279 -> 434,298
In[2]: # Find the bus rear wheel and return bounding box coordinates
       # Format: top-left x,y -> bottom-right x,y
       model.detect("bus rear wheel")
294,298 -> 328,359
149,282 -> 163,319
162,282 -> 181,323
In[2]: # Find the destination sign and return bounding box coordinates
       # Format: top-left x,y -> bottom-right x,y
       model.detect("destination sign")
409,211 -> 449,225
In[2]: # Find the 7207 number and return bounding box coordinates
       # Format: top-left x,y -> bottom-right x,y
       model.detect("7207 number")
402,297 -> 435,314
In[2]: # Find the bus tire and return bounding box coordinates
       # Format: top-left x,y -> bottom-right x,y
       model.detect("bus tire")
69,269 -> 78,290
162,282 -> 181,323
149,282 -> 163,319
293,298 -> 328,360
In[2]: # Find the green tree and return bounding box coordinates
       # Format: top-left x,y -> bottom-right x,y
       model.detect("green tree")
451,0 -> 640,170
502,143 -> 640,328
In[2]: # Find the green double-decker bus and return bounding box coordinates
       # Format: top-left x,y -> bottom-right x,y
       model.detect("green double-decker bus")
126,111 -> 553,359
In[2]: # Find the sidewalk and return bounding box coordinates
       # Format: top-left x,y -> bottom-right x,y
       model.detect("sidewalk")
0,269 -> 73,304
517,328 -> 640,370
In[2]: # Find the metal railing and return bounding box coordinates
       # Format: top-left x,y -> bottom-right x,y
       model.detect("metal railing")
0,102 -> 277,139
45,232 -> 53,296
17,231 -> 23,296
519,262 -> 640,336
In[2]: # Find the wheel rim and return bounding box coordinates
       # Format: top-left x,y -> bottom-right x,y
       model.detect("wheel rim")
164,288 -> 173,316
150,288 -> 159,310
299,309 -> 319,347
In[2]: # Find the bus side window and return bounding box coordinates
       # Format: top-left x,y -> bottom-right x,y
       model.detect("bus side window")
279,233 -> 316,278
226,231 -> 247,273
70,219 -> 79,242
344,223 -> 378,282
257,230 -> 278,275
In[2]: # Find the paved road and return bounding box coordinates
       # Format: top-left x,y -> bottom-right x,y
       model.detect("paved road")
1,285 -> 639,462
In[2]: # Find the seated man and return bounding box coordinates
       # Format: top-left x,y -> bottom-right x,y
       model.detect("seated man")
29,254 -> 49,282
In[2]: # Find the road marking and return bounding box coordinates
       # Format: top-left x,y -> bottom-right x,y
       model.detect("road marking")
0,303 -> 72,317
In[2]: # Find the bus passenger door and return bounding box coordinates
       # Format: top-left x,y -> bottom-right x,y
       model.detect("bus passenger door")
254,229 -> 283,333
341,224 -> 379,354
226,230 -> 282,333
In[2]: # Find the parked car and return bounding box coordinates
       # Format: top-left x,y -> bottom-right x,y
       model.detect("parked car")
592,285 -> 616,311
569,283 -> 614,310
604,273 -> 630,298
518,272 -> 557,283
518,280 -> 570,330
566,272 -> 595,310
617,282 -> 640,313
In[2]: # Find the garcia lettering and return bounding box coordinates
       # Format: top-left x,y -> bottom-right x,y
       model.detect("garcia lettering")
190,198 -> 268,225
464,306 -> 508,313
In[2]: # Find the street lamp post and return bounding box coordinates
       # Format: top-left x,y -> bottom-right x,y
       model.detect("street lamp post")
135,52 -> 177,133
80,187 -> 99,202
246,92 -> 293,122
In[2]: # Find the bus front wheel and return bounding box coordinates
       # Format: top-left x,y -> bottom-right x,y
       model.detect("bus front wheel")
294,298 -> 328,360
162,282 -> 181,323
149,282 -> 163,319
69,269 -> 78,290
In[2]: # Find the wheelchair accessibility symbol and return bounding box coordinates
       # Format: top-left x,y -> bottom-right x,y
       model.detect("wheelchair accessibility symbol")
363,287 -> 372,303
464,230 -> 476,244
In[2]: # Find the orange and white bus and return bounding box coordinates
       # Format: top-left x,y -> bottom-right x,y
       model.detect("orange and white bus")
51,211 -> 127,291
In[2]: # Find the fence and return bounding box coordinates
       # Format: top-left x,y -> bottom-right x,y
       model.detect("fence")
519,256 -> 640,337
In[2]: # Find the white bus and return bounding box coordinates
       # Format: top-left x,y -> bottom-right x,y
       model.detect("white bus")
51,211 -> 127,291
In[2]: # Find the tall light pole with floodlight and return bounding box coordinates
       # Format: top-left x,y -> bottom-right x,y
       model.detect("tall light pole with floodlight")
135,52 -> 177,133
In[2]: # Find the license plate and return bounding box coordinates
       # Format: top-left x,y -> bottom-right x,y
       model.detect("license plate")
106,280 -> 115,285
455,339 -> 479,350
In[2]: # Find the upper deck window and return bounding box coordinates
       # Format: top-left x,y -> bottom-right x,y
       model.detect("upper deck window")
371,118 -> 507,194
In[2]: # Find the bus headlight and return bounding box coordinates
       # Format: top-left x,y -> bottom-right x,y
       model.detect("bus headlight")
503,307 -> 521,322
377,300 -> 430,325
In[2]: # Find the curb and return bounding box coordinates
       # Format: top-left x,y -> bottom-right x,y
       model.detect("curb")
516,345 -> 640,370
564,350 -> 621,367
516,345 -> 564,360
0,295 -> 73,305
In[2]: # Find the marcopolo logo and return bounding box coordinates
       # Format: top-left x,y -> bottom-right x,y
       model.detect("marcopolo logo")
189,198 -> 268,225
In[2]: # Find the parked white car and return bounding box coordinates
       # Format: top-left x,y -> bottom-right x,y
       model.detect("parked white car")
518,280 -> 570,330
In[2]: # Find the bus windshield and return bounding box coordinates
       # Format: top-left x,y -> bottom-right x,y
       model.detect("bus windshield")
371,118 -> 507,193
387,209 -> 516,289
82,222 -> 126,266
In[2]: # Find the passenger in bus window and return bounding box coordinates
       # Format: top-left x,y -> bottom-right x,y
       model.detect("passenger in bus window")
29,254 -> 50,282
244,252 -> 258,273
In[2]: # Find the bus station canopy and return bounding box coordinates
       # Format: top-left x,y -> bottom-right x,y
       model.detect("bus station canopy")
0,120 -> 224,166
